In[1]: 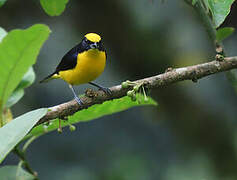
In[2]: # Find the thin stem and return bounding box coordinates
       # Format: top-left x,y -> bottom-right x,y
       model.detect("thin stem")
22,136 -> 38,153
142,86 -> 148,101
13,146 -> 38,179
193,1 -> 216,45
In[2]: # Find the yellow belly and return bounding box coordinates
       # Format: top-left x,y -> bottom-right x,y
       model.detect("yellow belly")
59,49 -> 106,85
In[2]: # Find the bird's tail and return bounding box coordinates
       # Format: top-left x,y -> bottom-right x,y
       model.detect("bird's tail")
39,72 -> 60,83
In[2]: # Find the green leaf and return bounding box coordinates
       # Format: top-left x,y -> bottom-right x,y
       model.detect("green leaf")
216,27 -> 235,42
207,0 -> 235,28
0,108 -> 47,163
40,0 -> 69,16
0,27 -> 7,42
0,24 -> 50,111
16,67 -> 35,89
6,67 -> 36,108
5,90 -> 24,110
0,0 -> 7,7
192,0 -> 198,5
0,166 -> 35,180
25,95 -> 158,140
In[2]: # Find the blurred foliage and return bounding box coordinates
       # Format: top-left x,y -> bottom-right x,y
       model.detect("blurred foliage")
226,70 -> 237,93
6,67 -> 36,108
40,0 -> 69,16
0,0 -> 6,7
192,0 -> 198,5
0,166 -> 34,180
104,155 -> 152,180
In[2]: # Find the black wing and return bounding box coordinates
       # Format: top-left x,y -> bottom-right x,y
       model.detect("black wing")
55,43 -> 83,73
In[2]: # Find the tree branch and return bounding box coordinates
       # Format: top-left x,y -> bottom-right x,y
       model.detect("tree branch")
37,56 -> 237,125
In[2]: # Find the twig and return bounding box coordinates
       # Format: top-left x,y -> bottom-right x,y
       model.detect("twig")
185,0 -> 237,91
192,0 -> 217,47
37,56 -> 237,125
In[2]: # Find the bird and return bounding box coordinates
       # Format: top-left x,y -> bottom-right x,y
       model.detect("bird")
40,33 -> 111,105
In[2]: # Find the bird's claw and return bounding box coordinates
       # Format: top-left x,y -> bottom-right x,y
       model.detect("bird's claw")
100,87 -> 112,95
74,96 -> 83,105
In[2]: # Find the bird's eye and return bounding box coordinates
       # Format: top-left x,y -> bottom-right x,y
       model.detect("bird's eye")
85,39 -> 90,44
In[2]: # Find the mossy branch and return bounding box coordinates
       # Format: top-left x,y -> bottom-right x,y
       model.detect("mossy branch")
37,56 -> 237,125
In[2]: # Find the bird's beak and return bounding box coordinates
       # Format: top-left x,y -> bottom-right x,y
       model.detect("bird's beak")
90,42 -> 98,49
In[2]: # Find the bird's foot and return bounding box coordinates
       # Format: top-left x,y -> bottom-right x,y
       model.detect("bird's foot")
74,96 -> 83,105
89,82 -> 112,95
99,87 -> 112,95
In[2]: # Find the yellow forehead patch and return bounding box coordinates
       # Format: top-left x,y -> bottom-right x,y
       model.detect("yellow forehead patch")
84,33 -> 101,42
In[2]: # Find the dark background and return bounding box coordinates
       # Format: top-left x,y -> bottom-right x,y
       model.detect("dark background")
1,0 -> 237,179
